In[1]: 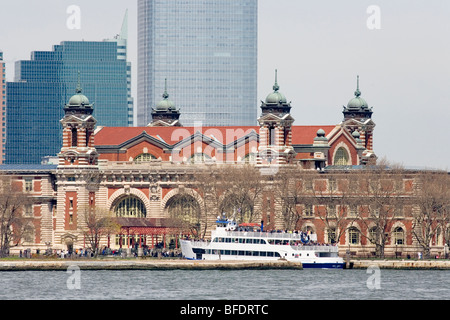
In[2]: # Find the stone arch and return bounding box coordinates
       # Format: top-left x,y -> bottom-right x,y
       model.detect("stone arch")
161,187 -> 206,237
107,188 -> 151,217
161,187 -> 205,216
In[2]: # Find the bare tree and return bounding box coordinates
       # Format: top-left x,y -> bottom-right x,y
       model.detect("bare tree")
412,171 -> 450,259
192,167 -> 226,238
217,166 -> 265,223
272,168 -> 310,231
82,206 -> 119,257
352,162 -> 406,258
312,172 -> 359,244
166,188 -> 203,238
0,176 -> 32,257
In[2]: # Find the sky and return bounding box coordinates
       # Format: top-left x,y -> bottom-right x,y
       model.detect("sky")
0,0 -> 449,170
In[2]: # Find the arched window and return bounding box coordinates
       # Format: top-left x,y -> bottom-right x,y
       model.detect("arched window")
327,227 -> 337,244
165,192 -> 201,235
393,227 -> 405,245
334,147 -> 349,166
348,227 -> 360,245
369,226 -> 379,243
190,153 -> 212,164
114,196 -> 147,218
134,153 -> 157,163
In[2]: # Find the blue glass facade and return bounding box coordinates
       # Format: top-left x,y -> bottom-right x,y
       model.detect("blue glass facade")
0,51 -> 6,164
6,41 -> 132,164
137,0 -> 258,127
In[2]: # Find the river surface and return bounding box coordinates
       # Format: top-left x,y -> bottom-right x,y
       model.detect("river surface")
0,268 -> 448,300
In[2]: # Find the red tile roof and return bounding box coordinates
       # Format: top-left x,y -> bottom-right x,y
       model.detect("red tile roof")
94,125 -> 338,147
291,125 -> 337,145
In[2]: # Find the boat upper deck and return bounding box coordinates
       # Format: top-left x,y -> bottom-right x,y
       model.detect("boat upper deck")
216,229 -> 305,241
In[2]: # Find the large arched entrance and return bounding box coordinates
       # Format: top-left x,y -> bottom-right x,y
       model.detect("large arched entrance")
109,194 -> 185,254
113,195 -> 147,218
164,191 -> 202,237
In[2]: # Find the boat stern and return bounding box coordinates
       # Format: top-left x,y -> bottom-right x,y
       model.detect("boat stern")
180,240 -> 197,260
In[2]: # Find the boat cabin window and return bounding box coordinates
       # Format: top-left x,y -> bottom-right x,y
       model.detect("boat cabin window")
206,250 -> 280,257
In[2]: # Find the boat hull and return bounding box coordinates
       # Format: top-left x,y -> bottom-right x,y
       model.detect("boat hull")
302,263 -> 345,269
180,240 -> 344,269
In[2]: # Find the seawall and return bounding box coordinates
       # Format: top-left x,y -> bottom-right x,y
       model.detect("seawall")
350,260 -> 450,270
0,259 -> 303,271
1,259 -> 449,271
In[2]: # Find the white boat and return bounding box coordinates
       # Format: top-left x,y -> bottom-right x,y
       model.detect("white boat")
180,219 -> 345,269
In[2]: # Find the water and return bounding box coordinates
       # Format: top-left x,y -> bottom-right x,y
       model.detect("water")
0,269 -> 448,301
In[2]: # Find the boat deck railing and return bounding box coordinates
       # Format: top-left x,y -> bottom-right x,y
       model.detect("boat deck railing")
189,241 -> 210,248
291,245 -> 339,253
187,239 -> 339,253
224,231 -> 304,240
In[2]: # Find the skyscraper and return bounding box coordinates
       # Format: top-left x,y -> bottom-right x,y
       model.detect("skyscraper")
0,51 -> 5,164
137,0 -> 258,127
6,36 -> 132,165
105,9 -> 134,127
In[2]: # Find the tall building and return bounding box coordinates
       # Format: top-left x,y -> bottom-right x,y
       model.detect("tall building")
0,51 -> 5,164
6,32 -> 133,164
137,0 -> 258,127
105,9 -> 134,127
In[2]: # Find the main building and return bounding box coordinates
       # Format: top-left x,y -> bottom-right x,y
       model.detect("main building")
3,75 -> 447,259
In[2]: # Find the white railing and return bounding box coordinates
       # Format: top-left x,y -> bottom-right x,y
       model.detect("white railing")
225,231 -> 304,240
291,245 -> 339,252
189,241 -> 211,248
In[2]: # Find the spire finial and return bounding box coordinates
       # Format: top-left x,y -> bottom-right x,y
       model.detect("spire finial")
355,75 -> 361,97
273,69 -> 280,92
75,71 -> 83,94
163,78 -> 169,99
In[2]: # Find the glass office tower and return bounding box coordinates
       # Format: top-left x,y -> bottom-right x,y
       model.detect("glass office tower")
6,40 -> 132,164
0,51 -> 5,164
137,0 -> 258,127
